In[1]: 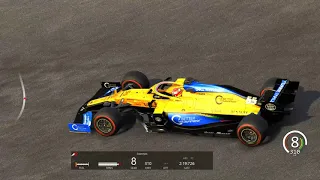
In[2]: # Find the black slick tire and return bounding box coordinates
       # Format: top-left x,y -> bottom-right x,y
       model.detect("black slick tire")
93,108 -> 123,137
121,71 -> 149,89
237,113 -> 268,147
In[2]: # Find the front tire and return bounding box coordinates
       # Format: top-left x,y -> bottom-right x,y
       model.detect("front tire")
121,71 -> 149,89
93,108 -> 123,137
237,114 -> 268,146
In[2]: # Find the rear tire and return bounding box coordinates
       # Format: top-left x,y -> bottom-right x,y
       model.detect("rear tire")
121,71 -> 149,89
237,114 -> 268,146
93,108 -> 123,137
259,77 -> 278,96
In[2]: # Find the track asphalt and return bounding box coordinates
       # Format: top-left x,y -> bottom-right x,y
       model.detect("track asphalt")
1,0 -> 320,179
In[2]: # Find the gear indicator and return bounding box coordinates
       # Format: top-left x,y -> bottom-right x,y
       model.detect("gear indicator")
283,130 -> 308,156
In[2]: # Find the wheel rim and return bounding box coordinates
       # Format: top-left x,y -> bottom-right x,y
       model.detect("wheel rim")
96,118 -> 113,134
240,128 -> 258,144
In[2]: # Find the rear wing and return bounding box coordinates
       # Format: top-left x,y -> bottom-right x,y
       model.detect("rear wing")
260,79 -> 300,105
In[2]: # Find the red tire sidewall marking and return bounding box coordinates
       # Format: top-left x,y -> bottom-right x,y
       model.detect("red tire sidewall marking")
94,115 -> 117,136
121,80 -> 142,89
237,124 -> 262,146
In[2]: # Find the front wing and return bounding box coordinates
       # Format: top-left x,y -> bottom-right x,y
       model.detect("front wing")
68,82 -> 121,133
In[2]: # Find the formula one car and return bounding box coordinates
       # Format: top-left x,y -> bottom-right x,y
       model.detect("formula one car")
68,71 -> 299,146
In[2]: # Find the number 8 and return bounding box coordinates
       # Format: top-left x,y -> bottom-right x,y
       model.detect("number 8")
131,157 -> 137,166
291,136 -> 299,148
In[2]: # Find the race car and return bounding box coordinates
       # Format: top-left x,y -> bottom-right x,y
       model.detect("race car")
68,71 -> 299,146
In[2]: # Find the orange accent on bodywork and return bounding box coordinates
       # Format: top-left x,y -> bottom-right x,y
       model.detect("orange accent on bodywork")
260,88 -> 273,96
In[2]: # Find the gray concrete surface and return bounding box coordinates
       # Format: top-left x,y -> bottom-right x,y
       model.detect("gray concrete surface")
1,0 -> 320,179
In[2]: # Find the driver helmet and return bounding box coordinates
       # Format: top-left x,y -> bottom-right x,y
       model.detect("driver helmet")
172,88 -> 182,97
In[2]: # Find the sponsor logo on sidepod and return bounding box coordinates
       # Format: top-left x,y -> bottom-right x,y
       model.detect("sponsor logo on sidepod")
231,110 -> 248,114
215,95 -> 236,104
171,115 -> 200,125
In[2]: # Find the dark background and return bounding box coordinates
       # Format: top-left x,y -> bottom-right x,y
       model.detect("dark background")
71,151 -> 213,170
1,0 -> 319,180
